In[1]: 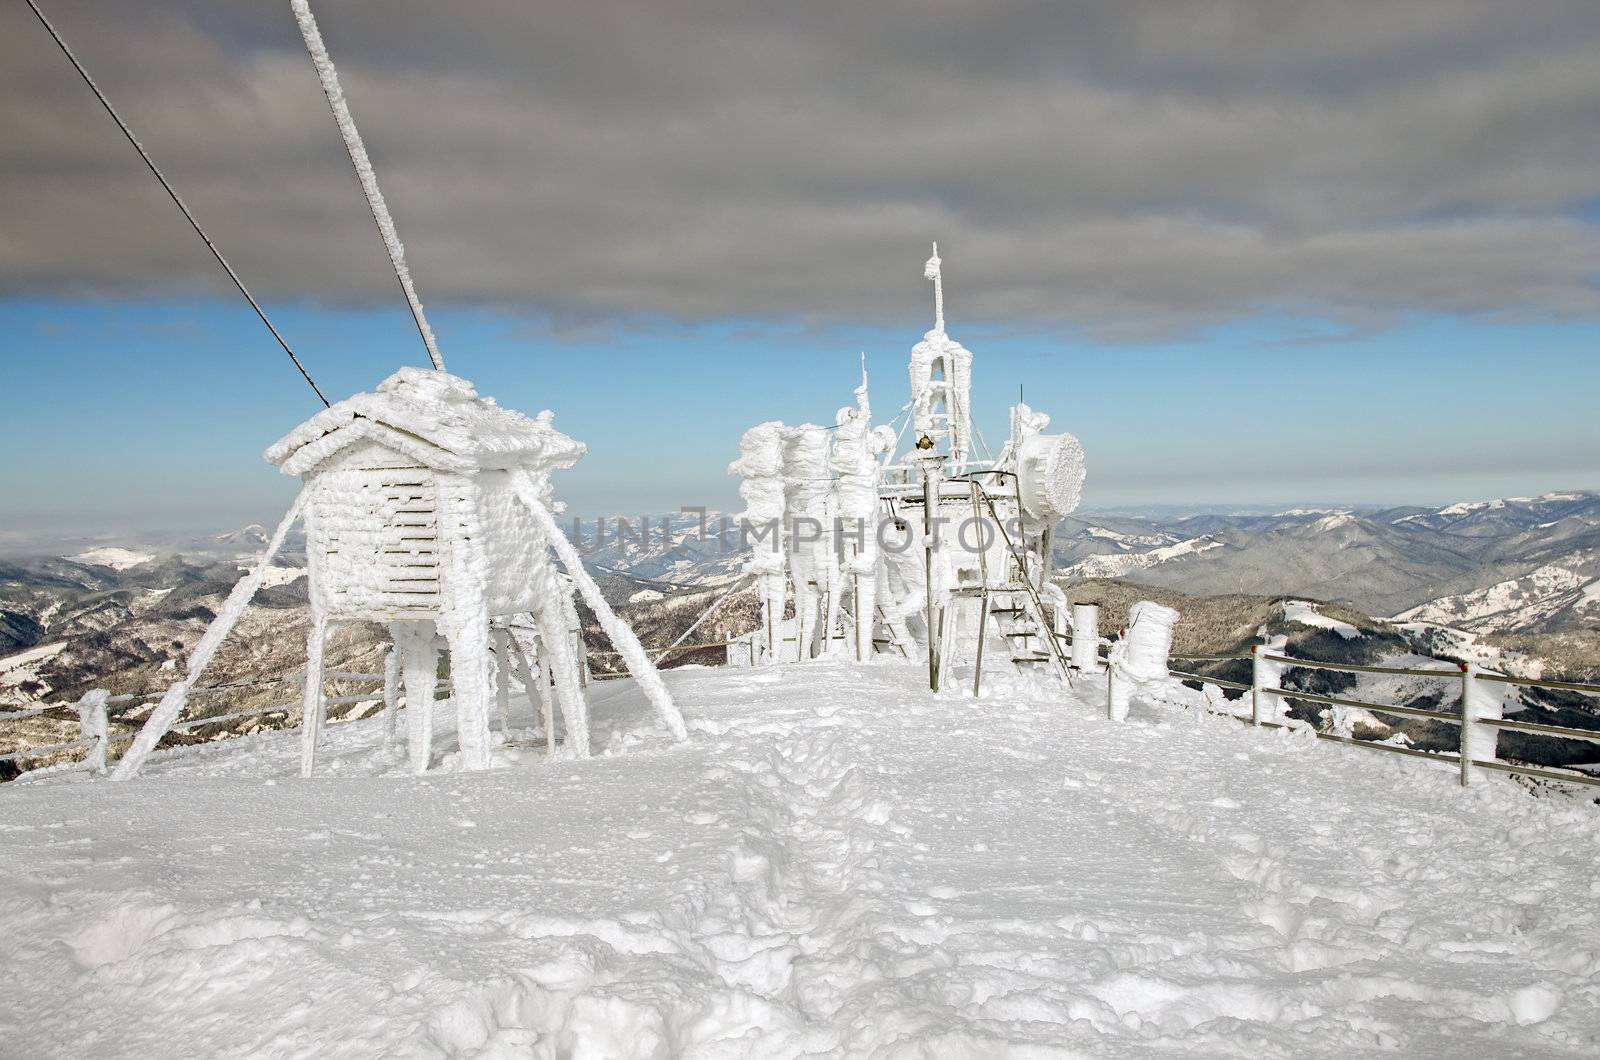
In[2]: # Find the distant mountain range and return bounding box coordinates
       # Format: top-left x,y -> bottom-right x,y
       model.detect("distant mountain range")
1056,491 -> 1600,623
4,493 -> 1598,722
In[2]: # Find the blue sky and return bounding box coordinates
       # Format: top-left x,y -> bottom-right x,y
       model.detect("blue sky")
5,295 -> 1597,545
6,3 -> 1600,548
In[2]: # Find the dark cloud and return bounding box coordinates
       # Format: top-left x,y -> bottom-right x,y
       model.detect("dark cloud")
4,0 -> 1599,336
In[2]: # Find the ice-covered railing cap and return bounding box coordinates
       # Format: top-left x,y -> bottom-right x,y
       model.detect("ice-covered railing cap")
264,366 -> 585,477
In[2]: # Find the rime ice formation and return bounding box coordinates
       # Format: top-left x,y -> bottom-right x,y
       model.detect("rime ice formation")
782,426 -> 841,660
728,422 -> 788,665
115,368 -> 681,779
290,0 -> 443,371
831,368 -> 893,660
728,246 -> 1092,686
1107,602 -> 1180,721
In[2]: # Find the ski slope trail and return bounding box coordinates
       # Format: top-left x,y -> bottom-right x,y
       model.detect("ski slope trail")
3,661 -> 1597,1056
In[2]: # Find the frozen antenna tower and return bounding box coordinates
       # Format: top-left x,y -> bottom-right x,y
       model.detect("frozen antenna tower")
727,245 -> 1087,694
291,0 -> 445,372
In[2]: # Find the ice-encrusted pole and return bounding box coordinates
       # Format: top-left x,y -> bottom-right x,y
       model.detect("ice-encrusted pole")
925,242 -> 944,333
75,689 -> 109,774
509,472 -> 688,742
290,0 -> 444,372
112,492 -> 306,780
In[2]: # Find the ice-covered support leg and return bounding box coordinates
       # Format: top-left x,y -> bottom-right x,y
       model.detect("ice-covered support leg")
75,689 -> 109,774
760,573 -> 785,665
391,619 -> 438,773
530,595 -> 589,757
439,606 -> 493,772
511,475 -> 688,742
537,656 -> 556,756
300,613 -> 329,778
505,627 -> 556,752
493,626 -> 512,735
381,647 -> 400,751
112,492 -> 305,780
821,580 -> 843,657
792,577 -> 816,661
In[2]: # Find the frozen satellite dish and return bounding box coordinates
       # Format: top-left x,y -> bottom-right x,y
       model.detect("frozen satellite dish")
1016,432 -> 1085,523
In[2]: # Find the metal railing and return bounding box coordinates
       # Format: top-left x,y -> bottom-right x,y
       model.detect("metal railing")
1161,646 -> 1600,791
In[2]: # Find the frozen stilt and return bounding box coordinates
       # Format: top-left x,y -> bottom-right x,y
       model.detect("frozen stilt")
391,619 -> 438,773
300,614 -> 328,778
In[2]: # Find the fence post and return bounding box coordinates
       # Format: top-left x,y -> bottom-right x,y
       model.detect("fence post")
1457,662 -> 1502,786
1250,644 -> 1262,725
76,689 -> 110,774
1105,663 -> 1116,720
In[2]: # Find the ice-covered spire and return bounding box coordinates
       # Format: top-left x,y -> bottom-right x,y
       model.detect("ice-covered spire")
924,242 -> 944,333
855,351 -> 870,419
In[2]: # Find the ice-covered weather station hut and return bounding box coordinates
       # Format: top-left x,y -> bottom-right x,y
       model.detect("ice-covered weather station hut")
109,0 -> 685,780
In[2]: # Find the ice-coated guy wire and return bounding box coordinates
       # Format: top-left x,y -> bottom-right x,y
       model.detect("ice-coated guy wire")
22,0 -> 331,406
290,0 -> 446,373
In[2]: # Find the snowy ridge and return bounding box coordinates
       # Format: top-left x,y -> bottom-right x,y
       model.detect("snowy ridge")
66,547 -> 154,571
4,662 -> 1596,1054
1062,535 -> 1222,578
1396,552 -> 1599,634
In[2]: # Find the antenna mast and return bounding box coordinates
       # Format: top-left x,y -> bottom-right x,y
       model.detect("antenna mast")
924,242 -> 944,333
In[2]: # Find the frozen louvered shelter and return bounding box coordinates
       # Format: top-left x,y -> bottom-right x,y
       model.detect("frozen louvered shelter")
113,368 -> 685,780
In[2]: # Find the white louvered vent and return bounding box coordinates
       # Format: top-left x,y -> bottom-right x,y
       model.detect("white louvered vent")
315,466 -> 442,617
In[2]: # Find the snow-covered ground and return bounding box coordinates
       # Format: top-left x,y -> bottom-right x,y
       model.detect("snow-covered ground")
4,663 -> 1598,1056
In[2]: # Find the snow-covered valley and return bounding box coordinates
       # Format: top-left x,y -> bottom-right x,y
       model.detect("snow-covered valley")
4,661 -> 1597,1057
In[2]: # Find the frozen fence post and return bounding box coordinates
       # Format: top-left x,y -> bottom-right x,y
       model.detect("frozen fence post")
75,689 -> 109,774
1458,662 -> 1502,786
1251,640 -> 1282,725
1250,644 -> 1262,725
1105,661 -> 1117,720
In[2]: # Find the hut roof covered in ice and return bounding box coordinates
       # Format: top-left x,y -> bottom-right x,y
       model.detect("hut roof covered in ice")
264,367 -> 584,477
